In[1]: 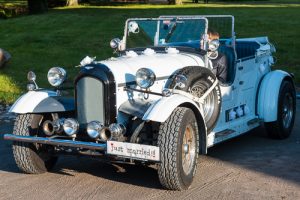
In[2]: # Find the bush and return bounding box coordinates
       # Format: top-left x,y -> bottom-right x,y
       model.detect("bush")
0,5 -> 28,19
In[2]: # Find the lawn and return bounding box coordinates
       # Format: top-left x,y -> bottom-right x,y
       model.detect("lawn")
0,3 -> 299,103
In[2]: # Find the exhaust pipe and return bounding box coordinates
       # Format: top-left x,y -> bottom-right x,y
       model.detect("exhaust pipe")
100,127 -> 112,141
43,120 -> 63,136
99,124 -> 126,141
86,121 -> 126,141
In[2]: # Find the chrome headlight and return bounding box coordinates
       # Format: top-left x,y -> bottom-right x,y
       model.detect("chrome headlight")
208,39 -> 220,52
87,121 -> 104,139
47,67 -> 67,87
63,118 -> 79,136
135,68 -> 156,89
110,38 -> 121,49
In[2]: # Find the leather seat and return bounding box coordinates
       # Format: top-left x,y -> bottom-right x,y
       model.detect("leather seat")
235,41 -> 260,59
218,45 -> 236,84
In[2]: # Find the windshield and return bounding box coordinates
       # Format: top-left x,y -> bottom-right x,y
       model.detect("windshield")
125,17 -> 208,50
159,15 -> 235,45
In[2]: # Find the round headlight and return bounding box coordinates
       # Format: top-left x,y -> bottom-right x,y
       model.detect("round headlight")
109,123 -> 126,139
208,39 -> 220,52
135,68 -> 156,89
110,38 -> 121,49
47,67 -> 66,87
63,118 -> 79,136
87,121 -> 104,139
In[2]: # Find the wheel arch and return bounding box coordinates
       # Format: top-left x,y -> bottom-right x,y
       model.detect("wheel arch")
142,94 -> 208,155
9,90 -> 75,114
257,70 -> 295,122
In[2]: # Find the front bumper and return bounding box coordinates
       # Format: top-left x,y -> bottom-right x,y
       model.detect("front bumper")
3,134 -> 107,151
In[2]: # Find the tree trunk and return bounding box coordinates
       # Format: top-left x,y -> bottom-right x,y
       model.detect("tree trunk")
66,0 -> 78,6
27,0 -> 48,14
168,0 -> 182,4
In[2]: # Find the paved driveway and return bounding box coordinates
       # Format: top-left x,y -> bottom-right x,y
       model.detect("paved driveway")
0,100 -> 299,200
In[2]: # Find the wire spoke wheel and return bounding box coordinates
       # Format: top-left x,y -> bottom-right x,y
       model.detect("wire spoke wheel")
265,80 -> 296,139
190,81 -> 215,122
182,124 -> 196,175
282,93 -> 294,129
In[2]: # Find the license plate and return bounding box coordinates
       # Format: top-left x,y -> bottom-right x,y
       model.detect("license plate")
107,141 -> 160,161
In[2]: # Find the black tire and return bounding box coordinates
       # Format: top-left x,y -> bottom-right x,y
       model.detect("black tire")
168,66 -> 221,132
157,107 -> 199,190
265,80 -> 296,139
12,114 -> 57,174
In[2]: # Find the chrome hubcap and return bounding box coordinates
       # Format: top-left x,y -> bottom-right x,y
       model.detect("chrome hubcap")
182,125 -> 196,175
282,93 -> 294,129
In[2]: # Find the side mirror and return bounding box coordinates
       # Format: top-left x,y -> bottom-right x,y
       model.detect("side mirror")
128,21 -> 139,34
174,75 -> 187,89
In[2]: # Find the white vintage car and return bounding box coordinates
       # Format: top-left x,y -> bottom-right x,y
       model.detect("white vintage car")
4,15 -> 296,190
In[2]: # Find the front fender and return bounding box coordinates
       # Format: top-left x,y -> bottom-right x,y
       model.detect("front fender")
257,70 -> 293,122
142,94 -> 204,123
143,94 -> 208,154
10,90 -> 74,114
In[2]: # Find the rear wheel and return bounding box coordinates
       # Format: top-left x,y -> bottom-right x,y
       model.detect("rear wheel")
265,80 -> 296,139
157,107 -> 199,190
12,114 -> 57,174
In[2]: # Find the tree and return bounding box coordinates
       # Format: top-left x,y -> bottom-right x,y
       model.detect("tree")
27,0 -> 48,14
66,0 -> 78,6
168,0 -> 182,5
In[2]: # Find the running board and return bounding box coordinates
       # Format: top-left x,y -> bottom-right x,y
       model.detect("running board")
3,134 -> 107,151
215,129 -> 235,138
247,118 -> 262,126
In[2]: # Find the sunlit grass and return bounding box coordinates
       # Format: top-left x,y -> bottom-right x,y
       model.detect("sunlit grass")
0,3 -> 299,103
57,3 -> 300,9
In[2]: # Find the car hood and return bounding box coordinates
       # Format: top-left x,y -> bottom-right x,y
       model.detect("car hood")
98,52 -> 204,86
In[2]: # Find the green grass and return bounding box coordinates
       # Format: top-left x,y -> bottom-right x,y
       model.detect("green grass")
0,3 -> 299,104
0,0 -> 27,6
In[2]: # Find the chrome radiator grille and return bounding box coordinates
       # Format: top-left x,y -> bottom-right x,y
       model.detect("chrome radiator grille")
76,77 -> 105,125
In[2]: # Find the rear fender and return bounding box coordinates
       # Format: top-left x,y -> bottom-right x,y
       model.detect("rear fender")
10,90 -> 74,114
257,70 -> 293,122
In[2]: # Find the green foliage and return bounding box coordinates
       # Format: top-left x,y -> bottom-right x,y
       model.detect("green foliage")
0,3 -> 299,103
0,1 -> 27,18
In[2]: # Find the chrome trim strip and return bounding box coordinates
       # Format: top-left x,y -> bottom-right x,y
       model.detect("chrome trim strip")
117,75 -> 170,87
3,134 -> 107,151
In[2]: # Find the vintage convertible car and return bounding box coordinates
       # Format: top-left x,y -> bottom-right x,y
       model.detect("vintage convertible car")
4,15 -> 296,190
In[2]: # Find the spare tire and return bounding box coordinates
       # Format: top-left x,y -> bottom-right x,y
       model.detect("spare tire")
167,66 -> 221,133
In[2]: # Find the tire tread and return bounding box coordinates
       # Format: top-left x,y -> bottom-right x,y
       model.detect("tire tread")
158,107 -> 199,190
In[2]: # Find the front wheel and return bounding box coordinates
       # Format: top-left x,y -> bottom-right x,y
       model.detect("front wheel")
12,114 -> 58,174
265,80 -> 296,139
157,107 -> 199,190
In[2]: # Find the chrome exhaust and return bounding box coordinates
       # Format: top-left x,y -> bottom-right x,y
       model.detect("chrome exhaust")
99,124 -> 126,141
43,119 -> 63,136
100,127 -> 112,141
